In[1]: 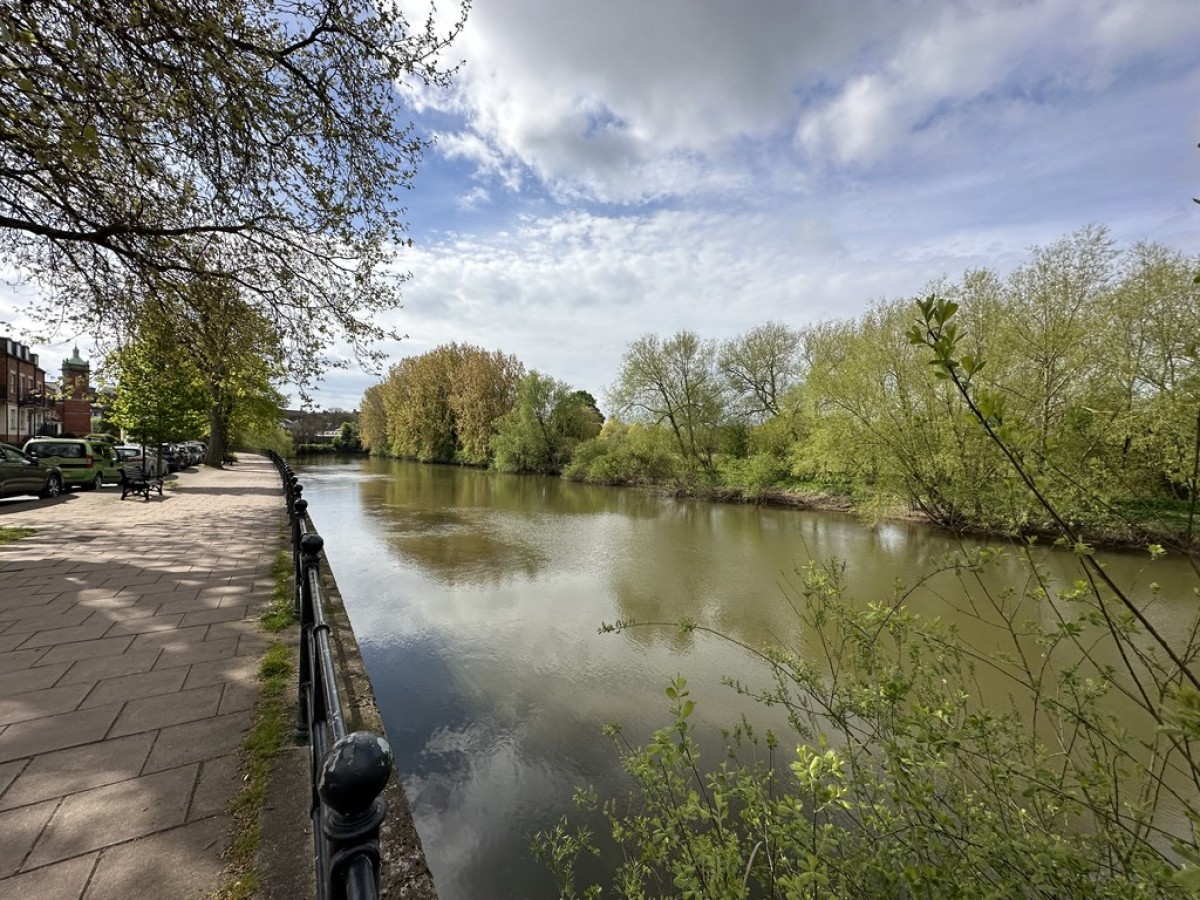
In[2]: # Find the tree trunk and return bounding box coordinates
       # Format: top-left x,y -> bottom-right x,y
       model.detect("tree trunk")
205,389 -> 227,467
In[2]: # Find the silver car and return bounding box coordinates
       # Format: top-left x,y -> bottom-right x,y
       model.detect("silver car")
114,445 -> 168,477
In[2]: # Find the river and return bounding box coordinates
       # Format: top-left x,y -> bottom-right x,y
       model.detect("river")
294,456 -> 1198,899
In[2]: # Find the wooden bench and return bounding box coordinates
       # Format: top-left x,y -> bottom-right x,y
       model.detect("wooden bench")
119,463 -> 164,500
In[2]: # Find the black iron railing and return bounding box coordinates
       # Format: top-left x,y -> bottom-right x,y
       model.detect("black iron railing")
268,450 -> 392,900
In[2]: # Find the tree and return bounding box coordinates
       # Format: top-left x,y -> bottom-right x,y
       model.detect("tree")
106,280 -> 287,464
554,390 -> 605,446
372,343 -> 523,464
491,373 -> 603,474
103,328 -> 208,448
1,0 -> 466,387
718,321 -> 803,421
449,347 -> 524,464
381,348 -> 460,462
1094,244 -> 1200,501
997,225 -> 1116,463
358,385 -> 387,454
608,331 -> 725,475
331,422 -> 361,453
799,300 -> 1014,526
168,283 -> 286,465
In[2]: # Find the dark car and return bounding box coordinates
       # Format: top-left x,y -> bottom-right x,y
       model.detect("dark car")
0,442 -> 63,499
159,444 -> 183,472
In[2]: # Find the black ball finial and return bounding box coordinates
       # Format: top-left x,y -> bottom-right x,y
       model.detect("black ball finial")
318,732 -> 393,819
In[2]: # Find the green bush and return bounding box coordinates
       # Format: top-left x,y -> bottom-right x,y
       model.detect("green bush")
563,421 -> 683,485
716,452 -> 788,499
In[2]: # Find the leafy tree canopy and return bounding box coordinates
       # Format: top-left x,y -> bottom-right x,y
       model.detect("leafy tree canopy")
0,0 -> 467,385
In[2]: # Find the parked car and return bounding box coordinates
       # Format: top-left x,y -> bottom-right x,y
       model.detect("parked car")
114,445 -> 168,477
160,444 -> 183,472
186,442 -> 207,465
22,437 -> 119,491
0,442 -> 63,500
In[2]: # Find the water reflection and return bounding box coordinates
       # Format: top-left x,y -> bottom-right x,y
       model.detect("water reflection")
296,457 -> 1197,900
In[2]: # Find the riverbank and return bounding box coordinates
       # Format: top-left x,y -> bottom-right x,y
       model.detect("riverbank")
625,480 -> 1196,552
355,451 -> 1192,551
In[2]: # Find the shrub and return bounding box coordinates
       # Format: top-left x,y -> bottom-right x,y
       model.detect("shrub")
563,422 -> 683,485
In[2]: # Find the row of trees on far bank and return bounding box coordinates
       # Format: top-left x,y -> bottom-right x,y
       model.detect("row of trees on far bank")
358,343 -> 604,472
360,227 -> 1199,541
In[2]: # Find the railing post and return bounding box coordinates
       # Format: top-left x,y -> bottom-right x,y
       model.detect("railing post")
295,531 -> 322,745
292,498 -> 309,612
318,732 -> 393,900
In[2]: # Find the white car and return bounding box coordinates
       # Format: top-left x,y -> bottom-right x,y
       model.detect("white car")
114,445 -> 169,477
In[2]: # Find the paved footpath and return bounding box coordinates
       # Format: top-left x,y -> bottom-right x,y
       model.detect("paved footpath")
0,455 -> 285,899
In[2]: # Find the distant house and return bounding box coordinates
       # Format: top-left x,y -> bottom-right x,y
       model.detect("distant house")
282,408 -> 359,443
0,337 -> 54,444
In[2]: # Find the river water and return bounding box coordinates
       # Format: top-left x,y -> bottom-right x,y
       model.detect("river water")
294,456 -> 1198,899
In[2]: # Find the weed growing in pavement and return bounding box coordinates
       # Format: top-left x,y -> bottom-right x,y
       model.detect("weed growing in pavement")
0,527 -> 35,545
211,642 -> 293,900
260,551 -> 295,632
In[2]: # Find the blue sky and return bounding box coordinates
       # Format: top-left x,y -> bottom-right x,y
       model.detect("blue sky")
4,0 -> 1199,413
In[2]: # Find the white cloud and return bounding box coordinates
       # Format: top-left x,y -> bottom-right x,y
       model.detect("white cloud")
407,0 -> 1200,197
413,0 -> 898,201
797,0 -> 1200,167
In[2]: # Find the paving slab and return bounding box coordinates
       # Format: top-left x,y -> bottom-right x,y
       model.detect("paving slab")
0,733 -> 155,812
0,854 -> 96,900
0,799 -> 58,877
108,684 -> 223,737
0,705 -> 123,764
0,662 -> 69,697
79,667 -> 187,709
0,634 -> 27,653
0,457 -> 285,897
25,765 -> 198,868
0,682 -> 92,725
82,817 -> 229,900
142,711 -> 251,774
59,649 -> 161,685
0,762 -> 22,798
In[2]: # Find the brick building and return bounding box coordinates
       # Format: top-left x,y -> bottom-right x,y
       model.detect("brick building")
0,337 -> 54,445
57,346 -> 93,436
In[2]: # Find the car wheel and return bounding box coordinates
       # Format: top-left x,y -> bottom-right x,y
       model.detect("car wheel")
85,472 -> 104,490
39,474 -> 62,499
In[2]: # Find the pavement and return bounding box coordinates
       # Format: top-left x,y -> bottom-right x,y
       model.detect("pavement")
0,454 -> 286,899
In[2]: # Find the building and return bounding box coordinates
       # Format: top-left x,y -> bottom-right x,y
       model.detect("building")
0,337 -> 55,445
57,346 -> 93,436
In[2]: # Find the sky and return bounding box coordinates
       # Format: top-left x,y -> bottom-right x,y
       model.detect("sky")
3,0 -> 1199,413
